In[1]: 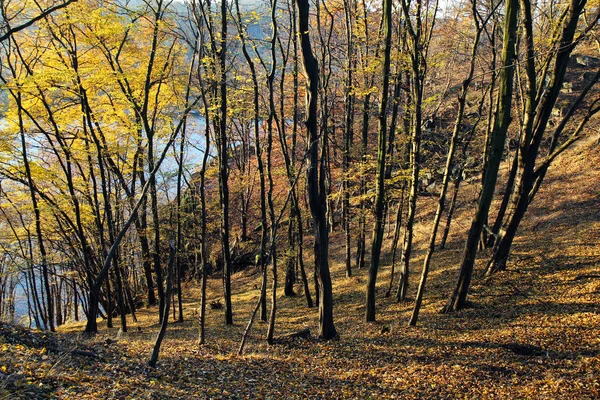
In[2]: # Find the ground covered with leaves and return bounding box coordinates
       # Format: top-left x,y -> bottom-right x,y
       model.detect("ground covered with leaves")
1,140 -> 599,399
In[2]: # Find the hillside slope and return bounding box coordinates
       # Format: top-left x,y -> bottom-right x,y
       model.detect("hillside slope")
1,137 -> 599,399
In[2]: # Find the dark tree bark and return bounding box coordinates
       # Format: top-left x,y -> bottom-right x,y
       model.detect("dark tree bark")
290,0 -> 312,308
197,78 -> 212,346
297,0 -> 337,339
341,0 -> 355,279
365,0 -> 393,322
217,0 -> 233,326
265,0 -> 279,345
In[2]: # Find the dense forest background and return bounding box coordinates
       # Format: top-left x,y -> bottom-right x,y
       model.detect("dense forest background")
0,0 -> 599,395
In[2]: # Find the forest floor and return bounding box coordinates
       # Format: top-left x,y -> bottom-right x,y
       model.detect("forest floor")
1,136 -> 599,399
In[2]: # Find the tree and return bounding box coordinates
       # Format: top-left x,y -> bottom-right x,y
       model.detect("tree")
365,0 -> 393,322
486,0 -> 600,275
396,0 -> 439,302
442,0 -> 519,313
0,0 -> 78,42
409,0 -> 494,326
297,0 -> 337,339
217,0 -> 233,326
341,0 -> 355,279
148,241 -> 175,367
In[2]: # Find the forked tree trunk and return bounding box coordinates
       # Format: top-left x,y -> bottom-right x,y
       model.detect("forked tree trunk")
148,242 -> 176,368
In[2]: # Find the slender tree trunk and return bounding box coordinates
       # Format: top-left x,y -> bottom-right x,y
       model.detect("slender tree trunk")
136,167 -> 156,306
147,137 -> 165,324
385,189 -> 405,297
355,92 -> 370,271
217,0 -> 233,325
266,0 -> 279,345
175,130 -> 186,323
395,118 -> 420,302
113,257 -> 127,332
396,0 -> 431,302
290,0 -> 312,308
342,0 -> 355,278
232,0 -> 269,321
487,146 -> 519,248
106,273 -> 113,328
173,44 -> 197,323
365,0 -> 392,322
296,204 -> 313,308
198,90 -> 211,345
148,243 -> 176,368
439,175 -> 460,249
238,262 -> 267,354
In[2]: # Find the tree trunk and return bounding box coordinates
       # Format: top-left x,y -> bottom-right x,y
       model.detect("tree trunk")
290,0 -> 312,308
297,0 -> 337,339
342,0 -> 354,279
218,0 -> 233,325
198,83 -> 212,345
266,0 -> 279,345
487,146 -> 519,248
148,243 -> 176,368
233,0 -> 269,321
365,0 -> 392,322
439,176 -> 460,250
395,0 -> 430,302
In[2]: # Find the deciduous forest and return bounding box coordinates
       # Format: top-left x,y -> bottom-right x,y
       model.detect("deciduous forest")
0,0 -> 599,398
